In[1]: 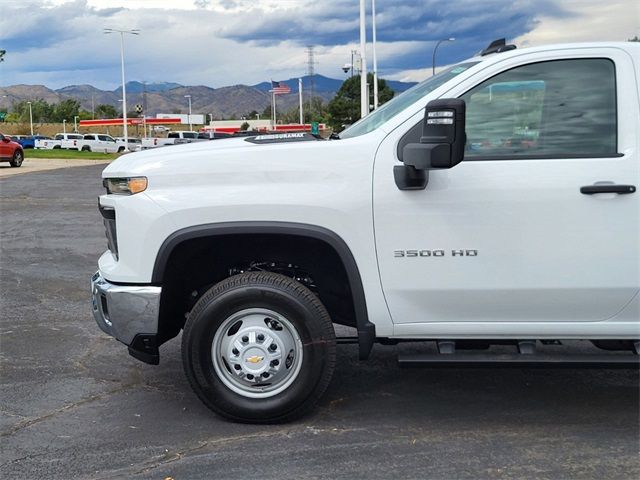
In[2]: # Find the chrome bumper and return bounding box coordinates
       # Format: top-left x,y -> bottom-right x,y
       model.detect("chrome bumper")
91,271 -> 161,346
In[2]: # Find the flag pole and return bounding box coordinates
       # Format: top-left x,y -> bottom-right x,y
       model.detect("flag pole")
298,78 -> 304,124
272,90 -> 276,130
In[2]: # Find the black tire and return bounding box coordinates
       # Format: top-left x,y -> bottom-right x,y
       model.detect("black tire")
81,145 -> 91,152
182,272 -> 336,423
53,145 -> 61,149
118,146 -> 125,153
10,149 -> 23,167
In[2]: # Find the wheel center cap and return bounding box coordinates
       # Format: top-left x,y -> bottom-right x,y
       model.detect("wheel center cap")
243,347 -> 267,372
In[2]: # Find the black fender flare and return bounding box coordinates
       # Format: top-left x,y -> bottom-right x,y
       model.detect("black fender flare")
152,221 -> 375,359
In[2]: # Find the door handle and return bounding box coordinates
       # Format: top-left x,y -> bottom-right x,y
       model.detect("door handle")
580,184 -> 636,195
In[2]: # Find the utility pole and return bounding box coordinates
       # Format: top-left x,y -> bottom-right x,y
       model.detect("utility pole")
306,46 -> 317,119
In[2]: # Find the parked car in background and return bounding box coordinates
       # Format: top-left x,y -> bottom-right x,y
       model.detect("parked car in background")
198,131 -> 234,140
77,134 -> 120,153
116,137 -> 142,152
35,133 -> 84,150
168,131 -> 204,143
15,135 -> 52,149
0,132 -> 24,167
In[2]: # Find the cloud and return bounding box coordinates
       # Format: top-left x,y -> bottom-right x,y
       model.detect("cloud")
0,0 -> 636,91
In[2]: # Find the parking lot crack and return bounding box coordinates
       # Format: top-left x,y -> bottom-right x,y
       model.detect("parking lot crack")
0,382 -> 141,438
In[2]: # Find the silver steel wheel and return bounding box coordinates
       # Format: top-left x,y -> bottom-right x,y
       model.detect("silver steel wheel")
211,308 -> 304,398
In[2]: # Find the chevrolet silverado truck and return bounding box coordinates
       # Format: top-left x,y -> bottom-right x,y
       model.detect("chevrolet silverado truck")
92,40 -> 639,423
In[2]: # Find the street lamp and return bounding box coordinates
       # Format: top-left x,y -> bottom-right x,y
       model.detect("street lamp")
73,115 -> 79,133
432,37 -> 455,76
27,101 -> 33,136
104,28 -> 140,152
184,95 -> 192,131
62,119 -> 67,134
371,0 -> 379,109
359,0 -> 368,118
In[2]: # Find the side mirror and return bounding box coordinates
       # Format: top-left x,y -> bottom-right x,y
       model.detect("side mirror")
394,98 -> 466,190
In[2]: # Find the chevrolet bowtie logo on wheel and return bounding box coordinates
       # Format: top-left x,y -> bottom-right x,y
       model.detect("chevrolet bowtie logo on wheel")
245,355 -> 264,364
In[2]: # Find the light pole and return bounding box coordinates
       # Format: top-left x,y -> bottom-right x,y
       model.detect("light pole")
432,37 -> 455,76
371,0 -> 379,109
208,113 -> 213,124
104,28 -> 140,152
359,0 -> 368,118
27,101 -> 33,136
184,95 -> 192,131
62,119 -> 67,134
73,115 -> 79,133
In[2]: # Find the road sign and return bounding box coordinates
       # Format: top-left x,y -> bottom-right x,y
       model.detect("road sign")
134,104 -> 143,114
311,122 -> 319,135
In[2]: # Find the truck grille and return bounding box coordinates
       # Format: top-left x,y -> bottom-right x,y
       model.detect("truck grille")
99,205 -> 118,260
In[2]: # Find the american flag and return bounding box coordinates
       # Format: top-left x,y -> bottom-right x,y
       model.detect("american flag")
270,81 -> 291,95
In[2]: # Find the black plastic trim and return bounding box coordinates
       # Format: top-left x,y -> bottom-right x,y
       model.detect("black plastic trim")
128,334 -> 160,365
464,153 -> 624,161
152,222 -> 376,359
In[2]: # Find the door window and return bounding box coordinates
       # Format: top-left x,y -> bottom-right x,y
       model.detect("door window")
461,59 -> 617,159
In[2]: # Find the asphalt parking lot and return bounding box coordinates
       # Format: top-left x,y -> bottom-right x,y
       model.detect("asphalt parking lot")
1,162 -> 639,480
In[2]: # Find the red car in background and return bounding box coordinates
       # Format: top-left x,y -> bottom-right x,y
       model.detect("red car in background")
0,132 -> 24,167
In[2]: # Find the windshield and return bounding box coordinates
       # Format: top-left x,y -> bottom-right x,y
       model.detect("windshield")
340,62 -> 479,139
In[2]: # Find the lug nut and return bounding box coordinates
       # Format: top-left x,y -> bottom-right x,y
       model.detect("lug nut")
262,372 -> 269,378
269,344 -> 277,351
241,336 -> 249,343
257,334 -> 265,341
234,364 -> 241,370
232,348 -> 239,355
246,374 -> 254,380
271,359 -> 279,367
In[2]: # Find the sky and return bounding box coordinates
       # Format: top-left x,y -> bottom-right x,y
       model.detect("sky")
0,0 -> 638,90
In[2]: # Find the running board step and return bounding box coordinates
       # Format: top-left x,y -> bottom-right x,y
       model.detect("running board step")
398,353 -> 640,369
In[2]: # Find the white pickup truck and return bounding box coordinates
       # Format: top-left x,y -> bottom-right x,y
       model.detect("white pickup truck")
77,134 -> 120,153
92,41 -> 639,423
35,133 -> 83,150
140,133 -> 192,150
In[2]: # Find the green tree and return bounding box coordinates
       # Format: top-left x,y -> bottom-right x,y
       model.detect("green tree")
327,73 -> 394,131
95,104 -> 118,118
12,99 -> 54,123
240,121 -> 250,131
52,99 -> 81,123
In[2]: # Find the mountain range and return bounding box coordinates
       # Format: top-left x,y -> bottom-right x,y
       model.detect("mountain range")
0,76 -> 416,119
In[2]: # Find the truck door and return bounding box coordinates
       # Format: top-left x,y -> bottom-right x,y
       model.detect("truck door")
373,48 -> 639,332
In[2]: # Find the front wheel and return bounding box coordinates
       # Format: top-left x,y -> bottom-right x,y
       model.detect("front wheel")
182,272 -> 336,423
10,150 -> 23,167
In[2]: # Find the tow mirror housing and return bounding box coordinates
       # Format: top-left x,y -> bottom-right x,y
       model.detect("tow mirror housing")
394,98 -> 466,190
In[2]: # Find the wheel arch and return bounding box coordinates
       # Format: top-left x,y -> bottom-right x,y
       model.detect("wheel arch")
153,222 -> 375,359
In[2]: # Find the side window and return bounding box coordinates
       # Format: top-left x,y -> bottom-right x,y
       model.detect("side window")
85,135 -> 95,140
461,59 -> 617,159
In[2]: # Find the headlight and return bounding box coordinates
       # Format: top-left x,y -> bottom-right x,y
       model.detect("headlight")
103,177 -> 148,195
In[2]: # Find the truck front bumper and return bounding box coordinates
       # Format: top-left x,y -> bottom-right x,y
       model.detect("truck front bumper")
91,271 -> 162,364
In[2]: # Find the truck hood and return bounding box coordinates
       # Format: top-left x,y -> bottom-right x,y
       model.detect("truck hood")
102,134 -> 328,178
